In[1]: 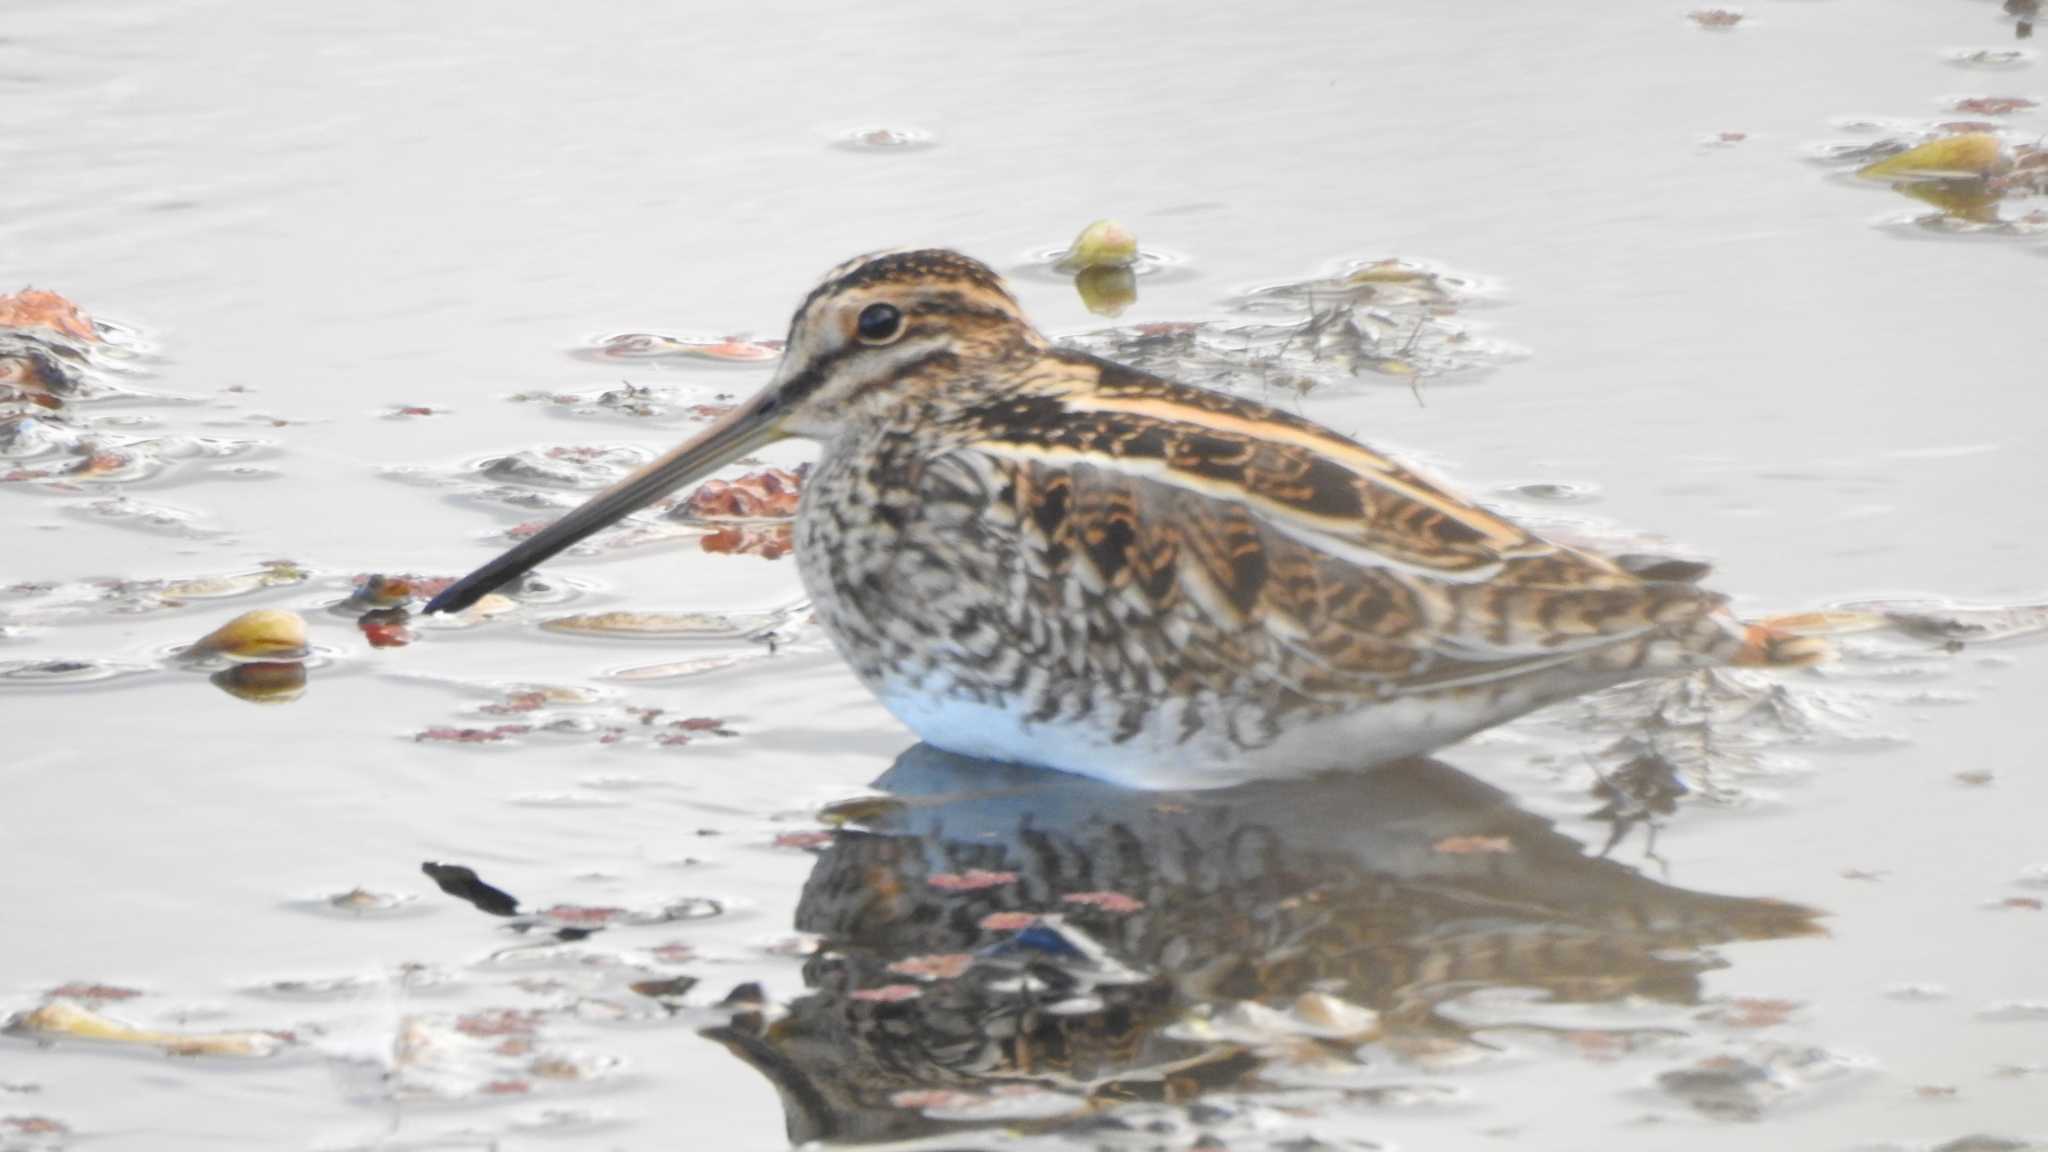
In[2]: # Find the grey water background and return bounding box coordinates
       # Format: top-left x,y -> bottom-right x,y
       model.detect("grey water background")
3,1 -> 2046,1149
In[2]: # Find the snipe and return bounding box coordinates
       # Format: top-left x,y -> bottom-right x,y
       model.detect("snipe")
427,250 -> 1821,787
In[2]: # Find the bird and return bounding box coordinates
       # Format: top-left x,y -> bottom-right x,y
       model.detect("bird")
425,249 -> 1824,788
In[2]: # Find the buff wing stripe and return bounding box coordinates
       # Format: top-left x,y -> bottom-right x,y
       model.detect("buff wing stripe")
962,379 -> 1551,581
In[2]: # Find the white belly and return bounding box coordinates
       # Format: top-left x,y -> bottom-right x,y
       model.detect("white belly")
874,680 -> 1545,790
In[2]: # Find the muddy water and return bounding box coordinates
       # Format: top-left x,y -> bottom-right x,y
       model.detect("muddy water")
4,1 -> 2047,1149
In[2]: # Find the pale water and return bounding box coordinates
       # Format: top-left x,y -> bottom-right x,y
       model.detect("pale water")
3,2 -> 2047,1150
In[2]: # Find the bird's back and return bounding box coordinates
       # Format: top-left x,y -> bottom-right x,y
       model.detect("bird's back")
793,350 -> 1757,786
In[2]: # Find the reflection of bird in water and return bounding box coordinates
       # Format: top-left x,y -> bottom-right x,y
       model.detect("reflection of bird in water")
2007,0 -> 2037,39
426,249 -> 1826,788
706,745 -> 1821,1146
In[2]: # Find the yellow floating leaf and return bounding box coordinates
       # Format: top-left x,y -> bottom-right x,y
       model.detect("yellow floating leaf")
1055,219 -> 1139,272
8,1000 -> 288,1057
1857,133 -> 2008,181
189,609 -> 308,660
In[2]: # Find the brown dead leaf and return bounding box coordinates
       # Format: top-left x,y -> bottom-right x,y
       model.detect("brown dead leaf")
44,983 -> 141,1003
539,905 -> 626,926
1954,96 -> 2038,115
414,724 -> 530,744
453,1009 -> 541,1037
0,290 -> 97,341
679,467 -> 805,520
1689,8 -> 1743,28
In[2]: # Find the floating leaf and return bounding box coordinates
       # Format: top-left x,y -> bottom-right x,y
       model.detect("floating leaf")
188,609 -> 308,661
591,333 -> 781,363
1055,219 -> 1140,272
541,608 -> 790,639
1858,133 -> 2007,180
6,1000 -> 288,1057
415,724 -> 530,744
0,290 -> 97,342
43,983 -> 140,1003
834,126 -> 937,152
1954,96 -> 2038,115
676,467 -> 805,520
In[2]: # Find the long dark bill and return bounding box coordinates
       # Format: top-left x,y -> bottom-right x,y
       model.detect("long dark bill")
423,390 -> 786,615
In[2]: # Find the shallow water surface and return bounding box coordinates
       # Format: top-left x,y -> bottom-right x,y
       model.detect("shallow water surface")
3,2 -> 2047,1150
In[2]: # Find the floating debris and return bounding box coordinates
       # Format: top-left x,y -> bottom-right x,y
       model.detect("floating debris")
673,467 -> 805,520
415,723 -> 531,745
833,125 -> 937,152
1858,134 -> 2009,180
541,607 -> 796,640
1067,256 -> 1514,396
478,444 -> 653,491
1689,9 -> 1744,29
388,1012 -> 620,1101
320,888 -> 420,916
1,1114 -> 70,1148
186,609 -> 308,661
42,984 -> 140,1004
0,291 -> 98,343
1657,1045 -> 1870,1120
1948,47 -> 2035,69
586,333 -> 781,364
1054,219 -> 1140,273
0,658 -> 151,687
1978,1001 -> 2048,1022
5,1000 -> 288,1058
1953,96 -> 2038,115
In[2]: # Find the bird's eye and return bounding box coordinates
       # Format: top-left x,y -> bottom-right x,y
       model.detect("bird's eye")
856,302 -> 904,345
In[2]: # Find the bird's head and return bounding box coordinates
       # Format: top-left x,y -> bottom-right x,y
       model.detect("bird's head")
424,249 -> 1040,615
